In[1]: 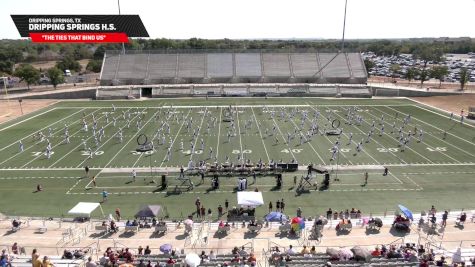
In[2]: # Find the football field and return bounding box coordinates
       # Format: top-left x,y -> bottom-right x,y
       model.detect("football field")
1,97 -> 474,219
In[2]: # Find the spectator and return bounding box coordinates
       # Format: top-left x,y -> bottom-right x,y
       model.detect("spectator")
42,256 -> 53,267
239,246 -> 248,257
138,246 -> 143,255
371,247 -> 381,257
146,260 -> 153,267
286,245 -> 296,255
326,208 -> 332,219
115,208 -> 121,221
209,250 -> 216,260
167,257 -> 176,264
300,245 -> 310,255
11,243 -> 19,255
435,256 -> 446,266
136,259 -> 146,267
144,246 -> 151,255
218,205 -> 223,217
200,206 -> 206,218
248,253 -> 257,263
310,246 -> 317,255
32,253 -> 42,267
442,210 -> 448,227
85,257 -> 97,267
0,255 -> 10,267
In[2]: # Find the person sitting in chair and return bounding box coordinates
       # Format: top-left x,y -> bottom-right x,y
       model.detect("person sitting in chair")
110,221 -> 118,233
457,213 -> 467,225
12,219 -> 21,228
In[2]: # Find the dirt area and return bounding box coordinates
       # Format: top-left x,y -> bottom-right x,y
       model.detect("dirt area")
369,76 -> 475,91
0,99 -> 57,124
411,94 -> 475,114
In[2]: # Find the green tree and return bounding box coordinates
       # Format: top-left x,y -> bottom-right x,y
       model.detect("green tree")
405,67 -> 417,84
390,64 -> 401,78
430,65 -> 449,88
412,46 -> 444,68
56,55 -> 82,72
14,64 -> 40,90
459,67 -> 470,91
364,59 -> 375,76
47,67 -> 65,89
86,59 -> 103,73
419,68 -> 429,88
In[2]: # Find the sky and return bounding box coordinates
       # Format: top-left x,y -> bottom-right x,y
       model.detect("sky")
1,0 -> 475,39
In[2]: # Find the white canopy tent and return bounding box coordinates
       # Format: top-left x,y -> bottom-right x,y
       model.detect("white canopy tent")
237,192 -> 264,208
68,202 -> 103,218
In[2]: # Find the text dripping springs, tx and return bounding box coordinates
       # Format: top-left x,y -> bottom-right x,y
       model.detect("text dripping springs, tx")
29,22 -> 116,31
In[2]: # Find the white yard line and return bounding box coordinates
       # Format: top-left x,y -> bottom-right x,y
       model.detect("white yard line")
20,109 -> 109,168
349,106 -> 433,164
189,107 -> 207,161
131,109 -> 163,168
49,108 -> 121,168
54,104 -> 413,109
158,109 -> 192,168
384,105 -> 475,150
326,108 -> 382,165
0,107 -> 57,132
250,107 -> 270,162
365,107 -> 460,163
75,108 -> 142,168
0,108 -> 85,152
235,107 -> 244,160
215,107 -> 222,159
103,109 -> 159,168
285,109 -> 325,164
408,100 -> 475,128
304,104 -> 353,164
270,110 -> 297,161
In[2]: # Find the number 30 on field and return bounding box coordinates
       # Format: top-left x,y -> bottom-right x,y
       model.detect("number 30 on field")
281,149 -> 303,153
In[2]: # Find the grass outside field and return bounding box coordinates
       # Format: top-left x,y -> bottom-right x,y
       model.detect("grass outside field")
0,97 -> 474,220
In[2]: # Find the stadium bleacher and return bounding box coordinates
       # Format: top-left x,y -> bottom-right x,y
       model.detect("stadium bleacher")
100,51 -> 367,86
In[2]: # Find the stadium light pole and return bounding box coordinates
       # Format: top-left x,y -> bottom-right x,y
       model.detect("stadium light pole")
341,0 -> 348,52
118,0 -> 126,54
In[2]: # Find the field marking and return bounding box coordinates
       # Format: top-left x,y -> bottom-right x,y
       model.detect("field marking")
285,108 -> 325,164
131,109 -> 163,168
307,104 -> 374,165
250,107 -> 270,162
402,174 -> 423,190
49,108 -> 122,168
373,106 -> 471,160
235,107 -> 244,160
103,108 -> 161,168
304,105 -> 356,164
356,107 -> 434,164
408,100 -> 475,128
365,107 -> 460,164
75,108 -> 141,168
386,106 -> 475,148
269,109 -> 297,161
159,109 -> 192,168
381,106 -> 475,157
0,176 -> 81,180
19,109 -> 107,168
53,104 -> 414,109
0,107 -> 57,132
189,107 -> 208,161
66,179 -> 82,194
215,107 -> 222,159
66,186 -> 422,195
0,108 -> 86,153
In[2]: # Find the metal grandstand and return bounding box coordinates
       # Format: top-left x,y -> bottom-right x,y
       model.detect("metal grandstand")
99,50 -> 367,86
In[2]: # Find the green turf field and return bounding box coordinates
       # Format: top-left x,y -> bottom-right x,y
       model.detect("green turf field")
0,97 -> 474,220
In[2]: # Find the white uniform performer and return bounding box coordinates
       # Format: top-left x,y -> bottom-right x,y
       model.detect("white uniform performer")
19,140 -> 24,152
